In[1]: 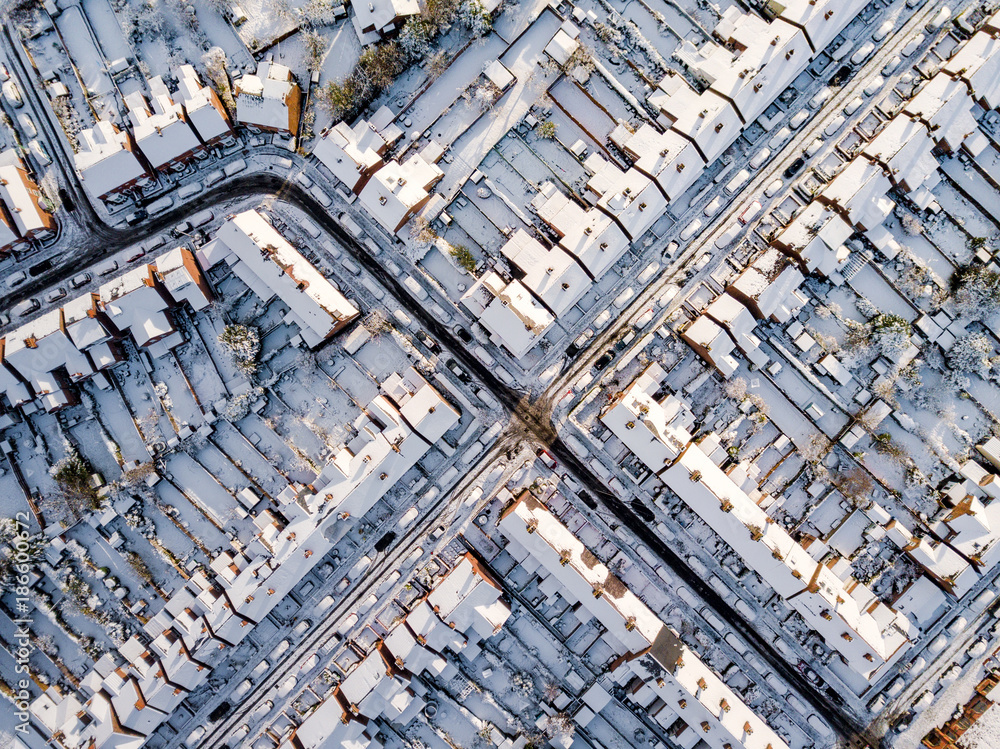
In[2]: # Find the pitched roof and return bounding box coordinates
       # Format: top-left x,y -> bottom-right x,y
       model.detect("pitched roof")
210,210 -> 359,346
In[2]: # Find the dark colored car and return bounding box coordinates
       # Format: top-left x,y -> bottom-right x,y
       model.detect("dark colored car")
415,330 -> 440,353
593,350 -> 617,371
783,158 -> 806,179
631,499 -> 655,522
828,64 -> 852,86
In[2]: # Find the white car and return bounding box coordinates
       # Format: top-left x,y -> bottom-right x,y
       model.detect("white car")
928,634 -> 948,654
825,115 -> 846,136
805,138 -> 824,157
44,287 -> 66,303
764,178 -> 784,198
843,97 -> 864,116
2,80 -> 22,107
724,169 -> 751,195
901,34 -> 925,57
704,196 -> 722,217
882,55 -> 902,75
6,270 -> 27,288
873,20 -> 894,41
926,6 -> 951,31
17,113 -> 36,138
850,41 -> 876,65
680,218 -> 702,240
808,87 -> 832,109
768,127 -> 792,150
738,200 -> 762,225
863,76 -> 884,97
912,691 -> 934,711
807,715 -> 833,736
788,110 -> 809,129
29,140 -> 51,166
749,147 -> 771,170
12,298 -> 39,317
968,638 -> 988,657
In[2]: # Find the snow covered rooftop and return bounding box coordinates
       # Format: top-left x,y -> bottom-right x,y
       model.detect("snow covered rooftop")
307,369 -> 458,519
3,308 -> 94,411
155,246 -> 212,311
771,202 -> 852,276
678,11 -> 810,125
208,210 -> 360,347
585,157 -> 667,241
943,28 -> 1000,109
681,315 -> 739,378
0,161 -> 55,240
600,363 -> 695,470
860,116 -> 939,195
499,229 -> 591,317
615,123 -> 706,202
426,553 -> 511,639
727,247 -> 805,322
460,272 -> 554,358
235,61 -> 301,133
500,492 -> 789,749
648,77 -> 741,164
99,265 -> 175,349
500,491 -> 667,650
769,0 -> 869,52
662,442 -> 914,679
359,152 -> 444,234
817,156 -> 895,232
903,72 -> 980,153
534,186 -> 629,279
74,120 -> 148,199
351,0 -> 420,40
545,22 -> 580,66
126,79 -> 201,169
313,118 -> 390,194
175,65 -> 232,144
61,292 -> 116,351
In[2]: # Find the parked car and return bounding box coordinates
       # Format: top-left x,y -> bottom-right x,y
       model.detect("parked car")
843,96 -> 864,116
28,140 -> 51,166
850,41 -> 876,65
44,287 -> 66,303
446,359 -> 471,382
824,115 -> 846,136
95,259 -> 119,277
749,147 -> 771,170
882,55 -> 903,76
724,168 -> 751,195
863,76 -> 884,96
783,158 -> 806,179
738,201 -> 762,225
873,20 -> 894,41
788,110 -> 809,129
70,272 -> 91,289
6,270 -> 27,288
901,34 -> 925,57
415,330 -> 439,352
808,87 -> 832,109
2,80 -> 22,107
804,138 -> 824,157
124,209 -> 147,226
764,179 -> 784,198
593,350 -> 616,371
12,298 -> 39,317
16,113 -> 36,138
